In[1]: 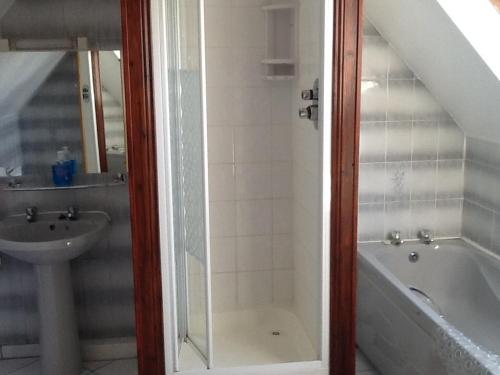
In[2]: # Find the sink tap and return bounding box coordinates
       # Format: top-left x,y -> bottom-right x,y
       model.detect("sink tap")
389,231 -> 404,246
418,229 -> 433,245
26,207 -> 38,223
66,206 -> 79,221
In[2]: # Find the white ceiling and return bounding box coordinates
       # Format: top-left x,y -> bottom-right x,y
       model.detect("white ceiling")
366,0 -> 500,143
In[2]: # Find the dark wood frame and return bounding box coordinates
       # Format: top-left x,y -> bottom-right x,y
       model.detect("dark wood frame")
330,0 -> 363,374
120,0 -> 363,373
90,50 -> 109,173
121,0 -> 165,373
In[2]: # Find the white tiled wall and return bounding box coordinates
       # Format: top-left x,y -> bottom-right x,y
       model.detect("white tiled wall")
291,0 -> 323,355
205,1 -> 324,359
358,21 -> 466,242
463,137 -> 500,255
205,0 -> 295,312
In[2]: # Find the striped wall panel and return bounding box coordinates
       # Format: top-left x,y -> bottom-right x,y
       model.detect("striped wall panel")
358,21 -> 466,242
463,137 -> 500,255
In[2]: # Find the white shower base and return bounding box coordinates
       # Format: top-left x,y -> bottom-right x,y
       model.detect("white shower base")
180,306 -> 317,370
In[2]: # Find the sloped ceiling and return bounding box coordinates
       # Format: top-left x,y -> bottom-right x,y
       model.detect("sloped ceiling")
366,0 -> 500,142
0,0 -> 15,23
99,51 -> 123,106
0,52 -> 63,115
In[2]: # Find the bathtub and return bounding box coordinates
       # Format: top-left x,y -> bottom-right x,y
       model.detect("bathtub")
357,239 -> 500,375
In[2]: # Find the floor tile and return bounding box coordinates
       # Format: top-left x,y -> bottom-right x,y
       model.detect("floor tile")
0,358 -> 137,375
0,359 -> 38,375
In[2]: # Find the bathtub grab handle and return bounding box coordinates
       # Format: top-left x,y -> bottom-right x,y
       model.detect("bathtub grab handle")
408,286 -> 444,317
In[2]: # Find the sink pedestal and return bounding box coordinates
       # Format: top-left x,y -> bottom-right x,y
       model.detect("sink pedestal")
0,211 -> 110,375
36,262 -> 81,375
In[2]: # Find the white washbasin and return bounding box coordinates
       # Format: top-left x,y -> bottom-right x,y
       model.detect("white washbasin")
0,210 -> 111,374
0,211 -> 110,264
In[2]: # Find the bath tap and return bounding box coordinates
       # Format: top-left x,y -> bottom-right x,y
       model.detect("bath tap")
25,207 -> 38,223
418,229 -> 433,245
389,231 -> 404,246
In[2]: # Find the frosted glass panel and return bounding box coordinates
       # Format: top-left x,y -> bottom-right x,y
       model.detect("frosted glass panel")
167,0 -> 211,365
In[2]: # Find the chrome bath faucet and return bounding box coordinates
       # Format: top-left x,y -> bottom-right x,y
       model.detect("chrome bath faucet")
389,231 -> 404,246
418,229 -> 434,244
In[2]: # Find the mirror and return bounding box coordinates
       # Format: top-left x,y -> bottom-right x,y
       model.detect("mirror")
0,50 -> 126,178
0,0 -> 126,180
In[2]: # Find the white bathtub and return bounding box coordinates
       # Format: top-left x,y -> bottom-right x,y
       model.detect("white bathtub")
357,239 -> 500,375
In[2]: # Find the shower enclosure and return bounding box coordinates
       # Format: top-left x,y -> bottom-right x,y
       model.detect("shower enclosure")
156,0 -> 333,373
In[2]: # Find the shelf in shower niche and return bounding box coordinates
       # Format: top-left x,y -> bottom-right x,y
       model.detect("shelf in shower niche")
262,2 -> 297,80
262,58 -> 295,64
263,75 -> 295,81
262,3 -> 296,11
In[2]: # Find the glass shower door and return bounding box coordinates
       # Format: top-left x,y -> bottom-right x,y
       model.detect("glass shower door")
167,0 -> 213,369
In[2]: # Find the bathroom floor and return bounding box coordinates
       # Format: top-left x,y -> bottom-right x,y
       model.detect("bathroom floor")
0,358 -> 137,375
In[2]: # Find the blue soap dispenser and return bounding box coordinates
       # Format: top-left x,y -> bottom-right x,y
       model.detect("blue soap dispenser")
52,150 -> 73,187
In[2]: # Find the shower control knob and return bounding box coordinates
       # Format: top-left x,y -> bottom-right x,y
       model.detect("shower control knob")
298,105 -> 319,121
308,105 -> 318,121
299,107 -> 310,119
301,89 -> 314,100
298,79 -> 320,129
301,88 -> 319,101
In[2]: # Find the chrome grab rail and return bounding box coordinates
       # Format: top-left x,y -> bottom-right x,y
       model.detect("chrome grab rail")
408,285 -> 445,318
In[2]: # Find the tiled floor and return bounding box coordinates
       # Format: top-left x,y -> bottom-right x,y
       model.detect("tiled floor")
0,358 -> 137,375
356,350 -> 380,374
1,352 -> 376,374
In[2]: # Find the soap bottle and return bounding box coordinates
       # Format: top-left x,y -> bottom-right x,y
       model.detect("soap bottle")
52,149 -> 73,187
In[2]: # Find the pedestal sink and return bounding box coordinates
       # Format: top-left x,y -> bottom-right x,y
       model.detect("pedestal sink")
0,211 -> 110,375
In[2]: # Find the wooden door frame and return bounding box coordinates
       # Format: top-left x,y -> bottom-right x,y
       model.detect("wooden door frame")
120,0 -> 364,373
121,0 -> 165,373
330,0 -> 363,374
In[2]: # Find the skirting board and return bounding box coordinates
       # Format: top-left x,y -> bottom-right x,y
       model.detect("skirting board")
0,336 -> 137,361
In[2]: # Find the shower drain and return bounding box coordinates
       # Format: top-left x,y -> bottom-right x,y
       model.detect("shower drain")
271,331 -> 281,336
